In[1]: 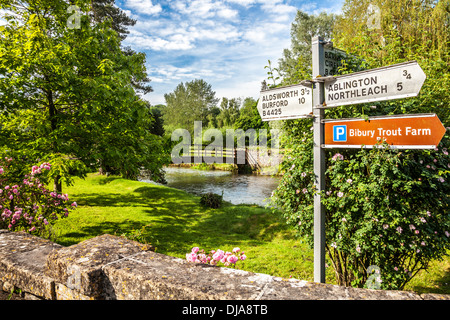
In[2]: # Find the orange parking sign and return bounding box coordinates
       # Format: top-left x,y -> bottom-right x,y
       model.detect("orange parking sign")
324,114 -> 446,149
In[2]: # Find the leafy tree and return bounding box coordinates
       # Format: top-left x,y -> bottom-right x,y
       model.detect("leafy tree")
0,0 -> 167,190
270,2 -> 449,290
163,79 -> 219,134
216,97 -> 241,128
278,10 -> 338,85
234,97 -> 269,133
148,104 -> 165,137
90,0 -> 136,40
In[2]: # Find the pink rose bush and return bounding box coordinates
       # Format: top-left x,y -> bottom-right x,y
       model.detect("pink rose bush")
0,157 -> 76,238
186,247 -> 247,267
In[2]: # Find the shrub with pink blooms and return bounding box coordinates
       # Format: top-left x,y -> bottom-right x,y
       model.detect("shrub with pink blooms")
271,124 -> 449,290
186,247 -> 247,268
0,156 -> 76,239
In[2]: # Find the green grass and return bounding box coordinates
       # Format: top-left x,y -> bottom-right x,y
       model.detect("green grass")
53,173 -> 322,282
52,173 -> 449,294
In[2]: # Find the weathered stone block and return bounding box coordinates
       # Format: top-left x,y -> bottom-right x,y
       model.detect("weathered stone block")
44,234 -> 153,299
101,250 -> 423,300
0,230 -> 62,299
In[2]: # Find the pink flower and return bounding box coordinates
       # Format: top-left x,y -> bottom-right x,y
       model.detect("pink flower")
29,226 -> 36,232
240,254 -> 247,261
356,245 -> 361,253
332,153 -> 344,161
0,167 -> 3,174
346,179 -> 353,184
186,252 -> 198,263
383,224 -> 389,229
337,192 -> 344,198
191,247 -> 199,254
396,227 -> 403,234
227,255 -> 238,264
232,247 -> 240,253
71,202 -> 77,207
212,249 -> 224,261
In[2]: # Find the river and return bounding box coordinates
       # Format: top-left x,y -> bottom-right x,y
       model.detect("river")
141,167 -> 281,207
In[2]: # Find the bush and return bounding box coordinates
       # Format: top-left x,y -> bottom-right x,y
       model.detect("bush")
200,192 -> 223,209
271,131 -> 450,290
0,156 -> 76,239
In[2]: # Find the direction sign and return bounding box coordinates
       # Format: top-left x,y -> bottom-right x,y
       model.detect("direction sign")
323,61 -> 426,108
257,83 -> 313,121
324,47 -> 347,76
323,113 -> 446,149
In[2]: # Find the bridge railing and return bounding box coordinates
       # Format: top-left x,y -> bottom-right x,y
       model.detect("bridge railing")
174,145 -> 247,164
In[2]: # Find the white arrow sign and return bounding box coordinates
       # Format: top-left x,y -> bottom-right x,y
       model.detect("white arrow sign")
257,83 -> 313,121
324,61 -> 426,108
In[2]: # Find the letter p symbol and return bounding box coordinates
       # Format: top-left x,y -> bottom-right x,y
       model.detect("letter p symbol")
333,125 -> 347,142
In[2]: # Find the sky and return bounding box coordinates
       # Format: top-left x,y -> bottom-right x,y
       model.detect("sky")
116,0 -> 345,106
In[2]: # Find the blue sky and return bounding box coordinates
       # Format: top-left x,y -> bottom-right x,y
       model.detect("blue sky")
116,0 -> 345,106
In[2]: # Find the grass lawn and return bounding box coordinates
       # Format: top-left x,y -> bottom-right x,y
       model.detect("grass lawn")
52,173 -> 449,294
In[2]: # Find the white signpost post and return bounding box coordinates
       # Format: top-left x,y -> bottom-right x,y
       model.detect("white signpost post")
256,36 -> 429,284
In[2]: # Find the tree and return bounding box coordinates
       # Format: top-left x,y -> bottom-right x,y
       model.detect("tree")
216,97 -> 241,128
90,0 -> 136,40
148,104 -> 165,137
163,79 -> 219,134
270,2 -> 449,289
0,0 -> 167,190
278,10 -> 338,85
234,97 -> 268,132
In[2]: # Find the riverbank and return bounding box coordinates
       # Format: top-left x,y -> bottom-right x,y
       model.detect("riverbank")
168,163 -> 282,176
51,173 -> 449,295
169,163 -> 238,172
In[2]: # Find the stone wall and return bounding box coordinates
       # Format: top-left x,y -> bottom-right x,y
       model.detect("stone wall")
0,229 -> 448,301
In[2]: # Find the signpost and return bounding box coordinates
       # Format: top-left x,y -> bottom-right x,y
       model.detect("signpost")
257,83 -> 313,121
324,114 -> 446,149
256,36 -> 433,285
324,47 -> 347,76
323,61 -> 426,108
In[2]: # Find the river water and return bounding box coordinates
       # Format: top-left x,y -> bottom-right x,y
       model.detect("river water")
142,167 -> 281,207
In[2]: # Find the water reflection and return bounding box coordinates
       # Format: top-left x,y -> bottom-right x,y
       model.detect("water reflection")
141,167 -> 280,206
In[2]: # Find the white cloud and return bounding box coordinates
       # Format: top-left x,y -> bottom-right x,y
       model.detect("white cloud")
124,29 -> 194,51
171,0 -> 239,21
124,0 -> 162,16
